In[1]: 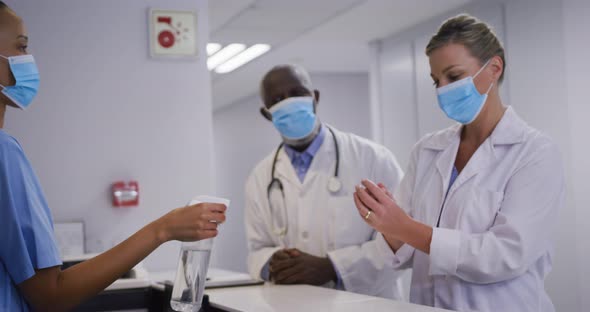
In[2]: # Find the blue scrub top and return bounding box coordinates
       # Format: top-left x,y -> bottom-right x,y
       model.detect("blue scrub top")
0,130 -> 61,311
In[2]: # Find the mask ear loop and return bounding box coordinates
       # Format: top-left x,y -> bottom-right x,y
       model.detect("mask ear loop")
0,55 -> 9,90
474,59 -> 494,95
473,58 -> 491,78
485,82 -> 494,95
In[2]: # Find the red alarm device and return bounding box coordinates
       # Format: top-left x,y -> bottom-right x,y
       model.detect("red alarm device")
112,181 -> 139,207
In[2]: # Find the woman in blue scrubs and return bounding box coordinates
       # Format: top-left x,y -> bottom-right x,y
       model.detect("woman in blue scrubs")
0,2 -> 226,311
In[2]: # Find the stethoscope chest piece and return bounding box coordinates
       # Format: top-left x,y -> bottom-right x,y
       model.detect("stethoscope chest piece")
328,176 -> 342,193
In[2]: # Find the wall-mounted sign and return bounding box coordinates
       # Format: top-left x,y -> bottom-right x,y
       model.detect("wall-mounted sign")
149,9 -> 198,58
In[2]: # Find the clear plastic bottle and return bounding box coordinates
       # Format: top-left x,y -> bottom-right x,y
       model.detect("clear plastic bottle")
170,196 -> 229,312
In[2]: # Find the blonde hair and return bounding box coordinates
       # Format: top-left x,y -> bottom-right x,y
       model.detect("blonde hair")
426,14 -> 506,83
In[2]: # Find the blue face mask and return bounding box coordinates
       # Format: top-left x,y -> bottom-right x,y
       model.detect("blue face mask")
436,60 -> 493,125
0,54 -> 40,109
269,96 -> 317,140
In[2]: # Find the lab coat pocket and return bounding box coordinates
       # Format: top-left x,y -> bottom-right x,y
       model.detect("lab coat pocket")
332,195 -> 373,248
461,189 -> 504,233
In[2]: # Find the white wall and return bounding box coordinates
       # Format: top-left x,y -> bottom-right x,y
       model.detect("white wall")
370,0 -> 585,311
211,73 -> 370,272
369,40 -> 417,168
563,0 -> 590,309
503,1 -> 579,310
4,0 -> 214,271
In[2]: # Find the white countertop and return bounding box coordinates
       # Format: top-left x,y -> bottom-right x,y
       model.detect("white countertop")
206,284 -> 452,312
149,268 -> 261,289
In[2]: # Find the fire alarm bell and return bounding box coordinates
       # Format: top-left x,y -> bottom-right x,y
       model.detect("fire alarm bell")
112,181 -> 139,207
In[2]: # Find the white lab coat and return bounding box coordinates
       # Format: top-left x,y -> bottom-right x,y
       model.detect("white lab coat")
376,107 -> 564,311
245,126 -> 406,299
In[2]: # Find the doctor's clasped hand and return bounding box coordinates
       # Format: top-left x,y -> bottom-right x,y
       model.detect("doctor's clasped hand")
269,249 -> 336,285
245,64 -> 406,299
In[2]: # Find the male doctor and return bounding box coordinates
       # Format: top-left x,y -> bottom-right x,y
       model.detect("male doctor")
244,64 -> 406,299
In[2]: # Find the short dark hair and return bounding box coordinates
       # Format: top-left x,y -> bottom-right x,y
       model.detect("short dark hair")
0,1 -> 7,9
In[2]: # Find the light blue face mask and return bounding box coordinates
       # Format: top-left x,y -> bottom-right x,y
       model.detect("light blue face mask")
0,54 -> 40,109
436,59 -> 493,125
269,96 -> 317,140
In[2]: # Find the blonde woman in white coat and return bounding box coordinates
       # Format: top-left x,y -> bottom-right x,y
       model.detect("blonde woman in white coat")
354,14 -> 564,312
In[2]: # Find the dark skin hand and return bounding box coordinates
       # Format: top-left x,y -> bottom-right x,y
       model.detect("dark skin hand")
0,6 -> 229,312
269,248 -> 337,285
18,202 -> 226,312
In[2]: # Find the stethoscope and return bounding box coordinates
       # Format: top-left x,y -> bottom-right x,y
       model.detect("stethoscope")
267,126 -> 342,237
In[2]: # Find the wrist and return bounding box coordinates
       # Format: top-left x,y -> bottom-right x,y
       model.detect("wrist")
386,213 -> 413,242
383,233 -> 404,252
323,257 -> 337,281
150,217 -> 170,245
398,216 -> 433,254
397,215 -> 417,241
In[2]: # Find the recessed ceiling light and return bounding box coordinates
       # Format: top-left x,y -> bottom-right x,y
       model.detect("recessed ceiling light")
215,44 -> 271,74
206,43 -> 222,56
207,43 -> 246,70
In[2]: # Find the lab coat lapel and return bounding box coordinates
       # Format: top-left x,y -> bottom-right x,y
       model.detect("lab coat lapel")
451,139 -> 496,191
451,106 -> 526,191
302,127 -> 335,193
428,125 -> 461,199
276,148 -> 303,192
435,141 -> 460,198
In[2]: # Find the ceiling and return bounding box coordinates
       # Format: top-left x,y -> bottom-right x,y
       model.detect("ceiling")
209,0 -> 472,110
